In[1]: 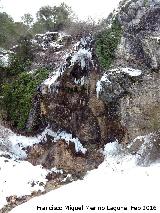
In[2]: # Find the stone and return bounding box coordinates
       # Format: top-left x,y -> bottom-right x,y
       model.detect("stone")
27,138 -> 104,175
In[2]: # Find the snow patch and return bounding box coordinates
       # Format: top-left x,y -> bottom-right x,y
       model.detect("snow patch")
0,125 -> 87,160
0,53 -> 9,67
40,128 -> 87,154
50,167 -> 63,174
50,42 -> 63,49
111,67 -> 142,76
74,76 -> 85,85
0,157 -> 48,210
96,73 -> 111,98
120,67 -> 142,76
0,125 -> 40,159
71,48 -> 92,70
42,66 -> 63,90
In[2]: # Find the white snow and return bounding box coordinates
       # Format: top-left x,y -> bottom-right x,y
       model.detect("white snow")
96,80 -> 102,98
11,45 -> 18,49
45,32 -> 58,35
0,125 -> 86,160
40,128 -> 87,154
71,48 -> 92,70
74,41 -> 81,50
120,67 -> 142,76
151,36 -> 160,42
33,32 -> 65,51
74,76 -> 85,86
96,73 -> 111,98
50,42 -> 63,49
0,48 -> 8,54
110,67 -> 142,76
41,34 -> 93,94
9,140 -> 160,213
80,37 -> 88,47
42,67 -> 63,89
42,47 -> 91,91
0,157 -> 48,210
57,32 -> 71,42
0,124 -> 87,210
0,54 -> 9,67
0,124 -> 40,159
50,167 -> 63,174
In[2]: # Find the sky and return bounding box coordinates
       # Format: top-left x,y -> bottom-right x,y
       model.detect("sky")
1,0 -> 121,22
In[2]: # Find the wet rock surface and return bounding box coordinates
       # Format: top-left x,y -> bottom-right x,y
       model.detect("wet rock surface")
27,138 -> 104,175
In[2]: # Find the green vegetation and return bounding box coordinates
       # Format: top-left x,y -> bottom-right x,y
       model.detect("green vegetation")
1,69 -> 49,130
96,18 -> 122,69
9,34 -> 34,75
0,12 -> 19,48
0,12 -> 32,49
0,2 -> 73,48
33,3 -> 73,33
143,0 -> 149,7
31,3 -> 73,34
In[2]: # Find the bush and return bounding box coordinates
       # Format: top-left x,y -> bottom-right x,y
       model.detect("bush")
95,18 -> 122,69
2,68 -> 49,130
8,34 -> 34,75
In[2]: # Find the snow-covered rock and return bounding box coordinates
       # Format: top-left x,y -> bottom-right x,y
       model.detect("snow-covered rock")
33,32 -> 69,51
39,127 -> 87,154
0,124 -> 86,160
96,67 -> 142,101
0,124 -> 87,210
41,34 -> 93,94
0,48 -> 10,67
71,48 -> 92,70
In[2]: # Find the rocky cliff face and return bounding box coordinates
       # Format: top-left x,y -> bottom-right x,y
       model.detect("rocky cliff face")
25,0 -> 160,172
96,0 -> 160,164
115,0 -> 160,138
22,29 -> 126,174
6,0 -> 160,174
116,0 -> 160,70
23,33 -> 105,174
39,35 -> 124,145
